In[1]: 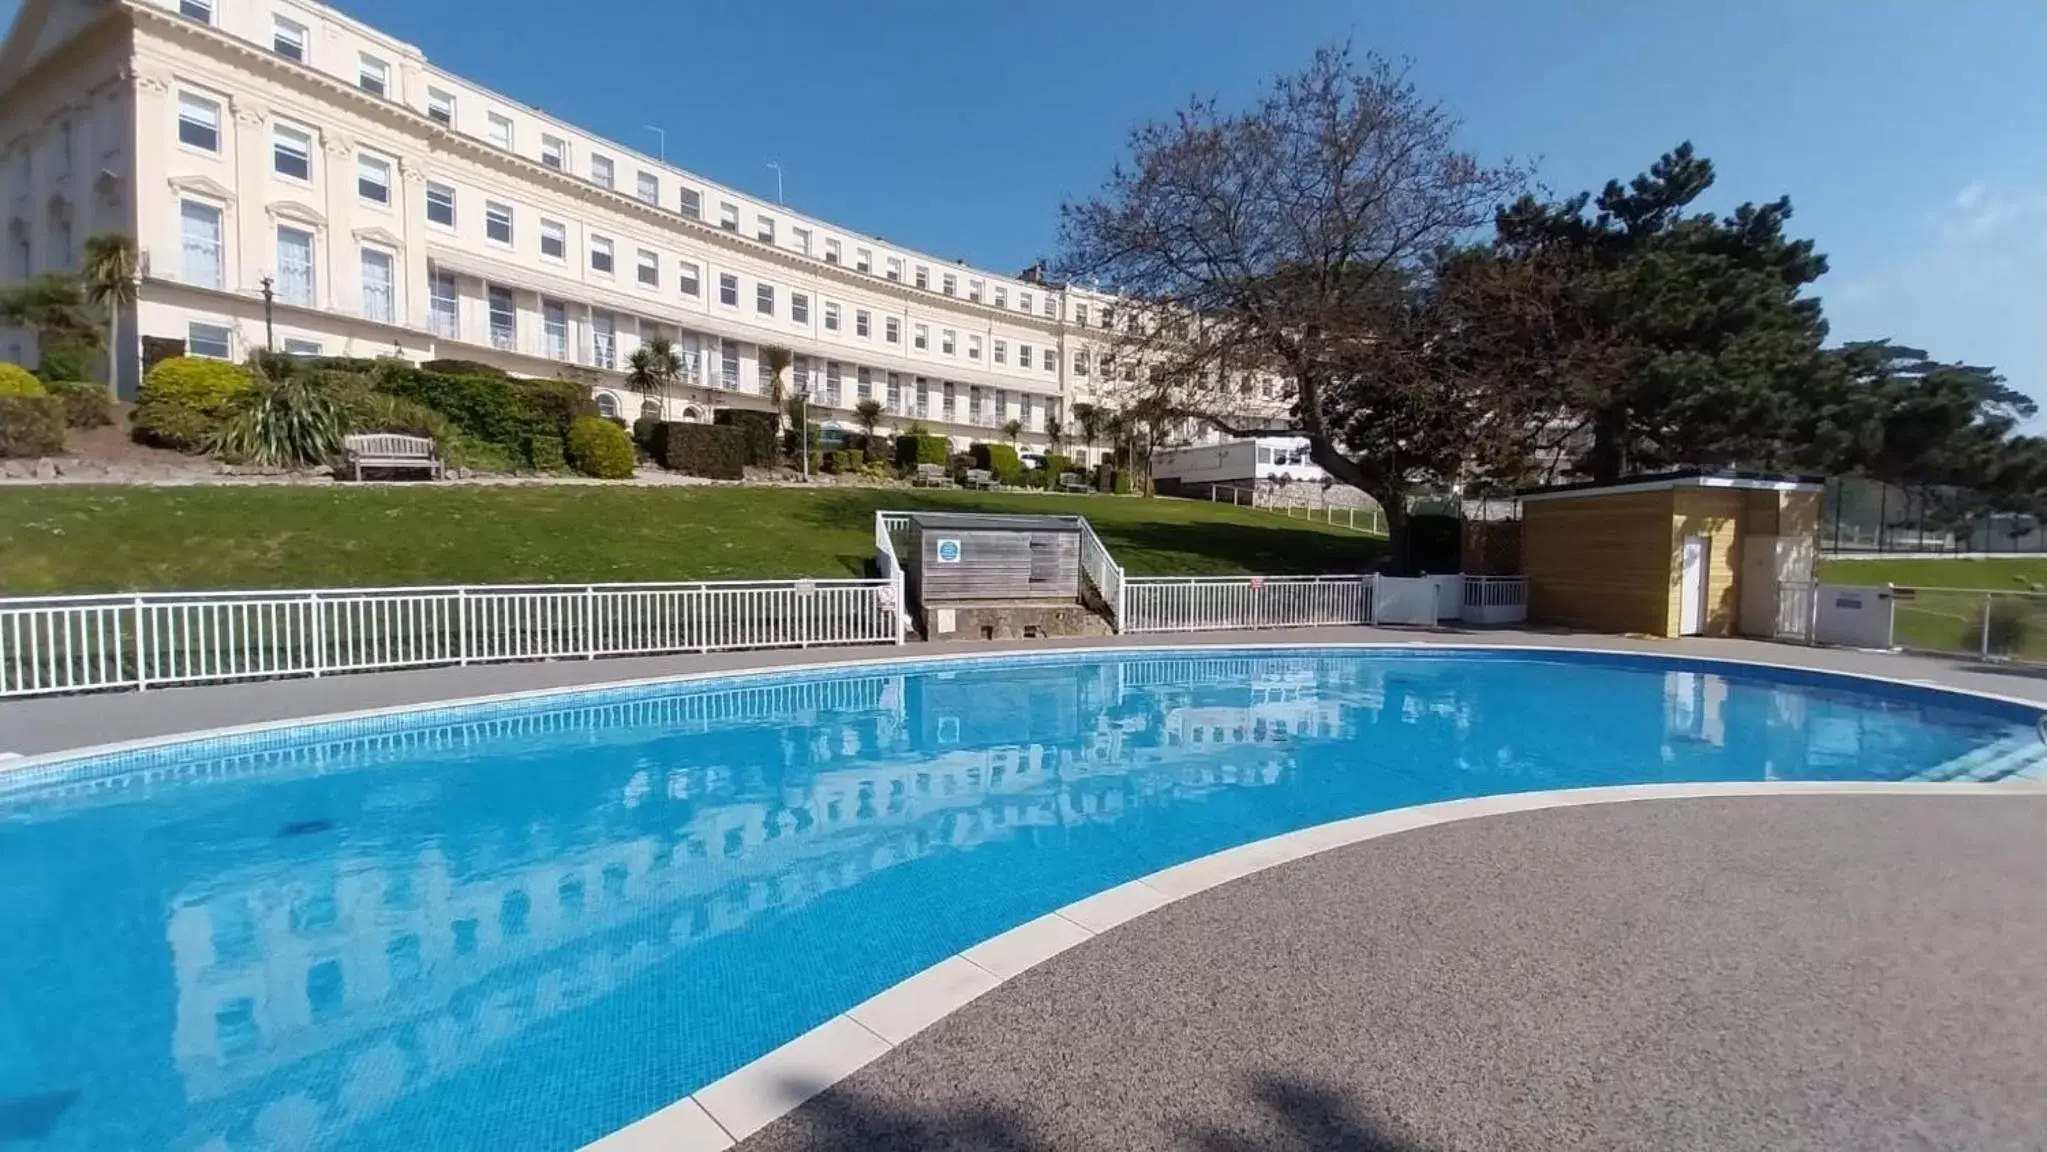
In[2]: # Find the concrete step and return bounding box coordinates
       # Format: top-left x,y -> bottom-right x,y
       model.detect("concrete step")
1911,734 -> 2047,783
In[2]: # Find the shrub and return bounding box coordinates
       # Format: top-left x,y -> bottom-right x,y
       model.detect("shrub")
660,422 -> 745,479
0,363 -> 47,396
713,408 -> 780,468
1042,453 -> 1077,479
373,367 -> 592,461
783,421 -> 823,457
971,442 -> 1023,485
130,401 -> 216,451
46,381 -> 114,428
567,416 -> 636,479
140,356 -> 249,420
894,434 -> 950,469
209,375 -> 350,467
34,345 -> 92,385
825,448 -> 865,474
1980,597 -> 2037,657
632,415 -> 663,454
345,392 -> 453,445
1113,469 -> 1134,495
445,435 -> 515,474
0,395 -> 64,457
141,336 -> 185,375
528,434 -> 566,471
420,358 -> 508,379
1021,469 -> 1050,490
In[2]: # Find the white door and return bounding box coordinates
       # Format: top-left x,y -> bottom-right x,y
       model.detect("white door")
1679,536 -> 1709,635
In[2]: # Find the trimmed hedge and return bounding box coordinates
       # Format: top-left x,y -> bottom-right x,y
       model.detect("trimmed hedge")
420,358 -> 508,379
660,422 -> 746,479
713,408 -> 780,468
1042,452 -> 1077,479
47,381 -> 114,428
824,448 -> 865,474
0,363 -> 46,397
134,356 -> 251,451
372,367 -> 594,467
34,345 -> 92,385
632,415 -> 662,454
0,395 -> 65,457
894,434 -> 950,469
528,434 -> 566,472
970,442 -> 1024,485
567,416 -> 636,479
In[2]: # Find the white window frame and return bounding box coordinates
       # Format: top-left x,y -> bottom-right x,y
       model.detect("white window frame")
636,248 -> 658,288
756,282 -> 775,317
356,152 -> 392,206
823,238 -> 841,264
539,218 -> 566,261
1018,344 -> 1032,369
719,202 -> 740,231
272,122 -> 312,181
886,256 -> 903,282
718,273 -> 738,307
283,338 -> 322,356
942,273 -> 957,297
424,182 -> 456,228
994,287 -> 1007,309
359,245 -> 397,324
792,292 -> 810,324
854,309 -> 870,338
274,224 -> 316,307
941,329 -> 955,355
178,198 -> 224,289
968,279 -> 983,303
993,339 -> 1006,365
487,112 -> 514,150
177,91 -> 220,153
272,15 -> 307,62
187,321 -> 232,358
484,200 -> 513,246
757,215 -> 776,244
589,234 -> 615,275
540,134 -> 566,170
884,316 -> 900,344
358,53 -> 389,98
590,153 -> 614,189
967,335 -> 981,360
635,170 -> 659,205
678,261 -> 700,298
855,248 -> 871,274
792,227 -> 811,256
913,324 -> 928,351
678,187 -> 702,220
426,88 -> 455,126
179,0 -> 214,23
823,301 -> 840,332
914,265 -> 929,289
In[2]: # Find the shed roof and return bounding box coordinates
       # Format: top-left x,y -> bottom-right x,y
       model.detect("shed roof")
1517,469 -> 1824,504
905,512 -> 1082,532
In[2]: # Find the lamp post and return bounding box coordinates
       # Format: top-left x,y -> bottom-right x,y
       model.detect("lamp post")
258,274 -> 276,351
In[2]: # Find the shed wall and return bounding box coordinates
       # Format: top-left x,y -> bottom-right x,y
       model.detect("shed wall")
1522,491 -> 1677,635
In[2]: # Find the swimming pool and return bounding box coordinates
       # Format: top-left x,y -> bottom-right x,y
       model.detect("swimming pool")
1,647 -> 2039,1150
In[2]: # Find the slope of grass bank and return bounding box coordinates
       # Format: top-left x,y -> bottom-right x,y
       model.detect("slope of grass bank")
0,485 -> 1384,594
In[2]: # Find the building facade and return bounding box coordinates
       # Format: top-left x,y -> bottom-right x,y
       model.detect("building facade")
0,0 -> 1156,456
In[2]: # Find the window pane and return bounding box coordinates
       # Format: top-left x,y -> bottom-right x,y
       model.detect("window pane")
275,227 -> 315,305
357,156 -> 389,203
187,322 -> 231,358
426,183 -> 455,226
177,93 -> 218,151
273,127 -> 309,180
179,200 -> 223,288
360,248 -> 394,323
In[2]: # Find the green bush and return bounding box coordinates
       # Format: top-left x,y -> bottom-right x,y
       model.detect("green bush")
34,345 -> 92,385
713,408 -> 780,468
971,442 -> 1023,485
420,358 -> 508,379
527,434 -> 566,471
46,381 -> 114,428
825,448 -> 865,474
209,375 -> 349,468
141,336 -> 185,375
445,435 -> 515,474
372,367 -> 592,462
1021,469 -> 1050,489
633,415 -> 663,454
1981,597 -> 2037,657
345,392 -> 453,445
130,401 -> 215,451
0,363 -> 47,397
141,357 -> 250,419
0,395 -> 64,457
660,422 -> 745,480
567,416 -> 637,479
783,421 -> 823,457
1043,453 -> 1077,479
894,434 -> 951,469
1113,469 -> 1134,495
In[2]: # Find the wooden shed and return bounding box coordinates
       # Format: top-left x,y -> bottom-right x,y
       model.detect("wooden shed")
903,512 -> 1082,609
1517,471 -> 1822,638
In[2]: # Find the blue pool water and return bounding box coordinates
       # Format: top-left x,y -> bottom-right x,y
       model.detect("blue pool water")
0,648 -> 2037,1150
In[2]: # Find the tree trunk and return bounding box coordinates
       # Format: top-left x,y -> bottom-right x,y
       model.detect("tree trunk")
105,298 -> 120,398
1301,434 -> 1410,574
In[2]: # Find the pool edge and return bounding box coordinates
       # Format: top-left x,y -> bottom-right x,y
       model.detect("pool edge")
582,779 -> 2039,1151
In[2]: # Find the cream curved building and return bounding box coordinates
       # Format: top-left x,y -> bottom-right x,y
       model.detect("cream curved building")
0,0 -> 1150,454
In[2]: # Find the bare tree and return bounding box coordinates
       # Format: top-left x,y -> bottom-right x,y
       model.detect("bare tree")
1058,44 -> 1529,563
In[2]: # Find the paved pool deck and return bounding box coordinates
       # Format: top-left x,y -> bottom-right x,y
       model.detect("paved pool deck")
4,627 -> 2045,757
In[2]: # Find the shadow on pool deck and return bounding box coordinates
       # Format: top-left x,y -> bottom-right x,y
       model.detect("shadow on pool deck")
758,1071 -> 1434,1152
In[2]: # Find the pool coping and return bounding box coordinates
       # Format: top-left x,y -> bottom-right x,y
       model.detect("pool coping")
582,779 -> 2039,1151
6,640 -> 2045,1152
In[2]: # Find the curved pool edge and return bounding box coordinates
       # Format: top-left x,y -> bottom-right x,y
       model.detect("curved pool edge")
7,640 -> 2047,784
580,778 -> 2036,1151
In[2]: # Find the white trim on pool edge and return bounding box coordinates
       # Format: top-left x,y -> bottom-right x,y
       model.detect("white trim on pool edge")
581,779 -> 2035,1151
7,639 -> 2047,777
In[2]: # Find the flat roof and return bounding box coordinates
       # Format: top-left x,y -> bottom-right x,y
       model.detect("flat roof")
905,513 -> 1081,532
1517,469 -> 1825,503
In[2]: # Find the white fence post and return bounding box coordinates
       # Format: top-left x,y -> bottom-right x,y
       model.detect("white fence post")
132,595 -> 148,691
309,591 -> 325,678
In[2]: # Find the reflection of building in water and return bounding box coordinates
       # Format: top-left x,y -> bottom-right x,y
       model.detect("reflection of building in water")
157,658 -> 1341,1147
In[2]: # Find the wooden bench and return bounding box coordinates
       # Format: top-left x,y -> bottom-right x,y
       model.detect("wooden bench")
962,468 -> 999,490
913,462 -> 955,487
1057,471 -> 1092,493
343,433 -> 442,482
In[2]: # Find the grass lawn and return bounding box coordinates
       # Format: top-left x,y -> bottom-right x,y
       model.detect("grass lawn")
1817,556 -> 2047,660
0,485 -> 1385,595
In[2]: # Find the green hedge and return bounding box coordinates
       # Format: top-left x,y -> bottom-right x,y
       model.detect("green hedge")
660,422 -> 745,479
894,434 -> 950,469
528,434 -> 566,472
825,448 -> 865,474
0,395 -> 65,457
373,367 -> 593,467
133,357 -> 251,451
46,381 -> 114,428
713,408 -> 779,468
632,415 -> 662,454
1042,453 -> 1077,479
34,345 -> 93,385
420,359 -> 508,379
971,442 -> 1024,485
567,416 -> 636,479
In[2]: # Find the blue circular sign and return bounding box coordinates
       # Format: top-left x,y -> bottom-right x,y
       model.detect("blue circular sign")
936,538 -> 962,563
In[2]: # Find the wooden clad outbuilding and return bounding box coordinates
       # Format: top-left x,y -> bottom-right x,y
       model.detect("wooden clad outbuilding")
904,512 -> 1082,608
1517,471 -> 1822,639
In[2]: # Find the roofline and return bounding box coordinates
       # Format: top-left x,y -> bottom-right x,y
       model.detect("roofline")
1517,469 -> 1826,503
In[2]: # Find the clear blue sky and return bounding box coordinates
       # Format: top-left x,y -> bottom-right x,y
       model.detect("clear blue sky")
20,0 -> 2047,410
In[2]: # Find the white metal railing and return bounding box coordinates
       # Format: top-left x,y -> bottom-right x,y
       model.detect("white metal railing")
873,516 -> 909,645
1123,575 -> 1373,633
1077,518 -> 1127,627
1460,576 -> 1529,626
0,579 -> 900,698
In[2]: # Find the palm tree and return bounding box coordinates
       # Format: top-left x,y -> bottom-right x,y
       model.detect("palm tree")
1072,402 -> 1101,465
1002,418 -> 1023,448
0,273 -> 99,377
1043,415 -> 1064,456
759,345 -> 793,426
853,397 -> 885,448
81,232 -> 138,394
624,346 -> 665,413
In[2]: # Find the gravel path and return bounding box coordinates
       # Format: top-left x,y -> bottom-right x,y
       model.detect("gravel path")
739,795 -> 2047,1152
